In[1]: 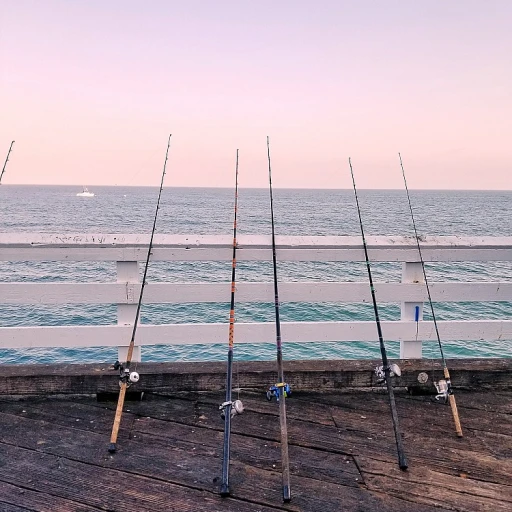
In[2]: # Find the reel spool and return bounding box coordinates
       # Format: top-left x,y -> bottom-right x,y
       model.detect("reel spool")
435,379 -> 449,403
113,363 -> 140,387
375,363 -> 402,384
219,399 -> 244,419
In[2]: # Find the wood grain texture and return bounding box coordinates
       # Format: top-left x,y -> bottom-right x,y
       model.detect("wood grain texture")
0,384 -> 510,511
0,358 -> 510,395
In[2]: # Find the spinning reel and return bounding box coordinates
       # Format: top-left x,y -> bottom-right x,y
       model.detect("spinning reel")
112,360 -> 139,388
434,379 -> 452,403
374,363 -> 402,385
266,382 -> 291,402
219,400 -> 244,419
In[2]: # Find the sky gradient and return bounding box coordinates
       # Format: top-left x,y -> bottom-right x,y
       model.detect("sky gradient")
1,0 -> 511,189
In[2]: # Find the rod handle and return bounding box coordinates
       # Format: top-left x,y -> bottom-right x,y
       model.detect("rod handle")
109,382 -> 128,452
444,367 -> 463,437
448,394 -> 463,438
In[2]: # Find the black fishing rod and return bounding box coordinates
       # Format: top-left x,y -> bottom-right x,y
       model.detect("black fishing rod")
265,136 -> 292,502
348,158 -> 408,470
398,153 -> 463,437
108,134 -> 172,453
219,149 -> 244,497
0,141 -> 15,184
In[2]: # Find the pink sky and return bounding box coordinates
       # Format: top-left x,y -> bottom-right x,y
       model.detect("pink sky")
1,0 -> 511,189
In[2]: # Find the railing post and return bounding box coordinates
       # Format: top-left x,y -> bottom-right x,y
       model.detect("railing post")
400,261 -> 424,359
116,261 -> 141,362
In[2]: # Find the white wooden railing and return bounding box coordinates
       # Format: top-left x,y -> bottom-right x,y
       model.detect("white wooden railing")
1,233 -> 511,361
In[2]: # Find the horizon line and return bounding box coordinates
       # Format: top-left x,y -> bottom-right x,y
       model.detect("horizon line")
1,184 -> 511,192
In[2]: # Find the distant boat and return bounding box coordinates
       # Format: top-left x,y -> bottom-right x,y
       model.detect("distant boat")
76,187 -> 94,197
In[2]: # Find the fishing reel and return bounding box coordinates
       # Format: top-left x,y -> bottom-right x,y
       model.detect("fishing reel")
266,382 -> 291,402
434,379 -> 452,403
374,363 -> 402,385
112,361 -> 140,387
219,400 -> 244,419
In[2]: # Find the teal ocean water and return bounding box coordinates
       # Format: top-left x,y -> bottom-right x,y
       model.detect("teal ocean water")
0,185 -> 511,364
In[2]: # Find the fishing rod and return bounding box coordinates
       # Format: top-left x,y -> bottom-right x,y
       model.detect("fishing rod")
398,153 -> 463,438
219,149 -> 244,497
265,136 -> 292,502
108,133 -> 172,453
0,141 -> 15,184
348,158 -> 408,470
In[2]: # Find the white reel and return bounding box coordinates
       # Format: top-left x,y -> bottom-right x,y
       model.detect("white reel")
435,379 -> 449,403
375,363 -> 402,381
219,399 -> 244,419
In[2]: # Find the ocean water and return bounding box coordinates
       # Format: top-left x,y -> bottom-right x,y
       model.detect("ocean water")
0,185 -> 511,364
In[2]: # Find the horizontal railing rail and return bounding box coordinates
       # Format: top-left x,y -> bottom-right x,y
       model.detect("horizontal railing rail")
1,233 -> 512,261
1,281 -> 511,304
1,234 -> 511,361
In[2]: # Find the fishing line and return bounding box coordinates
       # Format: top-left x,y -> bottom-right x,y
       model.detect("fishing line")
398,153 -> 463,437
0,141 -> 15,185
108,134 -> 172,453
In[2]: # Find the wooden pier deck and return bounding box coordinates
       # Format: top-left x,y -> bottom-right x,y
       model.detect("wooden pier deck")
0,359 -> 510,512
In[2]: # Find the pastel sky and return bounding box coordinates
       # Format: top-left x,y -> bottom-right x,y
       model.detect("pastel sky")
1,0 -> 511,189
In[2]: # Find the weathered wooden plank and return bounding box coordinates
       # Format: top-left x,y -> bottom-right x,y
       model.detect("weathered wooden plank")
1,388 -> 509,511
0,502 -> 33,512
0,480 -> 103,512
1,358 -> 509,378
2,281 -> 511,305
0,359 -> 510,395
454,391 -> 512,415
0,397 -> 360,489
313,390 -> 512,439
124,391 -> 512,488
0,410 -> 441,512
358,455 -> 512,511
325,396 -> 512,486
0,443 -> 283,512
124,394 -> 400,464
95,393 -> 512,505
290,390 -> 512,461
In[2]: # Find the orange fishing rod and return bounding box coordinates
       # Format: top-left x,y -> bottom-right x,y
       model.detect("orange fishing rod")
219,149 -> 244,496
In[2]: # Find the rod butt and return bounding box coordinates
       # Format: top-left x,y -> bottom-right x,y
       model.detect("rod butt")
448,392 -> 463,438
283,485 -> 291,503
108,442 -> 117,453
220,483 -> 230,497
399,459 -> 408,471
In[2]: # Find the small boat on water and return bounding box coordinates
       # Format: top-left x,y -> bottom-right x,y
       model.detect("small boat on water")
76,187 -> 94,197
